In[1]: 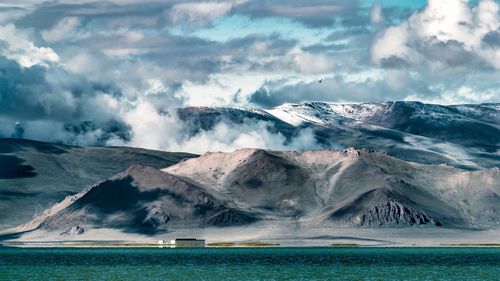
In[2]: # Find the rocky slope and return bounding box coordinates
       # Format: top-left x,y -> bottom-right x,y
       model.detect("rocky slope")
26,165 -> 258,235
0,138 -> 196,229
12,148 -> 498,237
166,148 -> 499,228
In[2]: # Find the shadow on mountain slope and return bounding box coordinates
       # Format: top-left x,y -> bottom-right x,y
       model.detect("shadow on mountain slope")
37,166 -> 260,235
0,155 -> 36,179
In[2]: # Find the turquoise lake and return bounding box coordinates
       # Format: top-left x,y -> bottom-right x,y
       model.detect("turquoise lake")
1,247 -> 499,280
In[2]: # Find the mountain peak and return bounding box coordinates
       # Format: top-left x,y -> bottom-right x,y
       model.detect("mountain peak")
178,101 -> 499,169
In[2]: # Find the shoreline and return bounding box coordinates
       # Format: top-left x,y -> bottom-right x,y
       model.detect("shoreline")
2,241 -> 500,248
3,225 -> 500,248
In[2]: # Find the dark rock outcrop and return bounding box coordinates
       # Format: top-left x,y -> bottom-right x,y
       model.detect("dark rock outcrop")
205,210 -> 258,227
330,189 -> 442,227
60,225 -> 84,236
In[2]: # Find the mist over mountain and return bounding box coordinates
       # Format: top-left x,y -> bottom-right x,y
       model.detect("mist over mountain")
1,100 -> 498,243
0,0 -> 499,251
179,101 -> 500,169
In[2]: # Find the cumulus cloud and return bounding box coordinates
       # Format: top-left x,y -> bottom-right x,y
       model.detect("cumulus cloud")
115,100 -> 320,153
288,47 -> 335,74
372,0 -> 500,70
0,24 -> 59,67
0,0 -> 498,152
177,120 -> 318,153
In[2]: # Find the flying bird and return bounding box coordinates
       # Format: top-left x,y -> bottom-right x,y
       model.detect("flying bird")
318,78 -> 323,83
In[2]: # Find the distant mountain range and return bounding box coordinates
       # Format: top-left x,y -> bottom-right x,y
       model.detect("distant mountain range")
1,101 -> 499,241
179,101 -> 499,169
11,148 -> 499,238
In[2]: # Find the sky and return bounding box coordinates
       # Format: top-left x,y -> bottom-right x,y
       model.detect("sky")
0,0 -> 499,151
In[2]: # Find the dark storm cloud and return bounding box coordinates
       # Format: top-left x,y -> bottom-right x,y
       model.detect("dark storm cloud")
0,57 -> 107,119
378,56 -> 409,69
302,43 -> 348,53
0,56 -> 129,144
483,29 -> 500,47
417,40 -> 493,69
378,39 -> 495,71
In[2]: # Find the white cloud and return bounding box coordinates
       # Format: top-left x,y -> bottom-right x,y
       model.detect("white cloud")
178,73 -> 268,106
118,100 -> 319,153
289,47 -> 335,74
169,1 -> 246,26
372,0 -> 500,69
177,67 -> 326,107
175,121 -> 318,154
412,0 -> 473,43
371,23 -> 411,63
0,24 -> 59,67
119,102 -> 179,150
405,86 -> 498,105
41,17 -> 80,43
1,0 -> 498,150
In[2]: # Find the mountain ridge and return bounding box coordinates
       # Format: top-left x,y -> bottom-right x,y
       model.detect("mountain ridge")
0,138 -> 197,229
178,101 -> 500,169
8,147 -> 497,240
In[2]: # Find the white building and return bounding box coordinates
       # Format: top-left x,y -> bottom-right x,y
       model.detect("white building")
158,240 -> 165,248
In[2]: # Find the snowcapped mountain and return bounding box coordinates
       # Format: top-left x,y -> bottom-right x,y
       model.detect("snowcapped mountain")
1,101 -> 498,244
178,101 -> 500,169
266,102 -> 499,129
